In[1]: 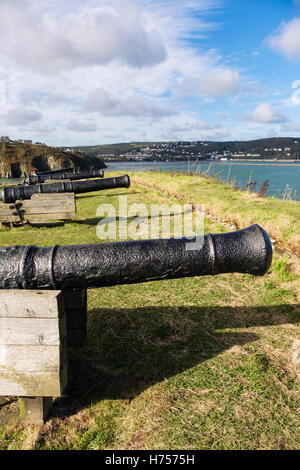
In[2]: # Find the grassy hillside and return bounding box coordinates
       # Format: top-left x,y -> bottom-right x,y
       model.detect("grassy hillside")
0,142 -> 106,178
0,171 -> 299,450
74,137 -> 300,160
131,171 -> 300,256
73,142 -> 159,158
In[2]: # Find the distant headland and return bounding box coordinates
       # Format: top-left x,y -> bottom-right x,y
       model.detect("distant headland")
0,136 -> 106,178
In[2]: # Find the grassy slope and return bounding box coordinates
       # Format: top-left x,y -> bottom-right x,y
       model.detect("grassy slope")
131,171 -> 300,255
0,171 -> 299,450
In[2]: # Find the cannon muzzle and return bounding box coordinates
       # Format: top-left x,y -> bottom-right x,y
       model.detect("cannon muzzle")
25,169 -> 105,184
0,175 -> 130,203
0,225 -> 272,290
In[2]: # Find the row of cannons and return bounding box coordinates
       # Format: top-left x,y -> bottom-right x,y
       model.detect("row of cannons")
0,167 -> 130,228
0,166 -> 273,424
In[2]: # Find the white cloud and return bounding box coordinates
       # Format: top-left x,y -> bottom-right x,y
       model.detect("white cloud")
19,88 -> 41,105
0,0 -> 267,144
66,120 -> 98,132
0,0 -> 232,144
85,88 -> 173,118
3,107 -> 42,126
280,122 -> 300,132
284,80 -> 300,106
266,17 -> 300,61
252,103 -> 287,124
215,112 -> 229,120
168,120 -> 222,134
180,68 -> 240,98
0,1 -> 166,73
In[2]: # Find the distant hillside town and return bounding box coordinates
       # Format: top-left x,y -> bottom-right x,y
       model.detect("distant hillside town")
75,137 -> 300,162
2,136 -> 300,164
106,142 -> 297,162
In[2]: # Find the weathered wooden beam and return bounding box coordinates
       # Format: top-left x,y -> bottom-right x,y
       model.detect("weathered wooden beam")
0,289 -> 87,424
0,290 -> 68,398
0,193 -> 76,225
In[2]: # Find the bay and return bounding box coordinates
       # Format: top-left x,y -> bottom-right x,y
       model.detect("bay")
1,160 -> 300,201
106,160 -> 300,201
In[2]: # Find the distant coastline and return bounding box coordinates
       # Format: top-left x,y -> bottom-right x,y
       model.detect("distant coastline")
188,160 -> 300,166
105,160 -> 300,201
105,159 -> 300,166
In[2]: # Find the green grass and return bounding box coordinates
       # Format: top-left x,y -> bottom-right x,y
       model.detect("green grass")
131,171 -> 300,255
0,171 -> 299,450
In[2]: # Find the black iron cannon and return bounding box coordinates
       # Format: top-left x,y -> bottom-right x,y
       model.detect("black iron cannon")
25,169 -> 104,185
0,175 -> 130,204
34,167 -> 74,176
0,225 -> 272,290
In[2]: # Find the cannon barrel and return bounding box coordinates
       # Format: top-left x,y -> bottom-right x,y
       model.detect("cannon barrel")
0,225 -> 272,290
0,175 -> 130,203
35,167 -> 74,176
25,169 -> 105,185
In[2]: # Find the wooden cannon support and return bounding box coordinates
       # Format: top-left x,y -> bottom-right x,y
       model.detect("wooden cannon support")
0,289 -> 87,424
0,192 -> 76,229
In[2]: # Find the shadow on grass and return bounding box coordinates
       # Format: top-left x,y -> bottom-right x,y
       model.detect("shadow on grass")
75,209 -> 190,226
51,303 -> 299,419
77,191 -> 143,199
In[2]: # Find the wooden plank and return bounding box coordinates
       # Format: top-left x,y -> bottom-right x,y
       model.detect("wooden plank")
30,193 -> 75,202
0,212 -> 75,223
0,290 -> 65,319
0,206 -> 21,215
0,338 -> 68,397
0,211 -> 17,217
26,211 -> 75,220
11,199 -> 75,209
22,197 -> 75,211
0,290 -> 68,397
18,205 -> 75,214
0,193 -> 75,224
27,217 -> 74,225
0,370 -> 66,396
26,199 -> 74,206
0,344 -> 64,372
0,317 -> 66,345
0,215 -> 20,223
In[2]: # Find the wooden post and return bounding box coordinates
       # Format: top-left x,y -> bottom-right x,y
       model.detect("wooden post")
18,397 -> 53,425
0,290 -> 68,425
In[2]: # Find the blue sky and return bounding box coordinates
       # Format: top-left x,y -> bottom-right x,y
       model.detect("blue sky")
0,0 -> 299,145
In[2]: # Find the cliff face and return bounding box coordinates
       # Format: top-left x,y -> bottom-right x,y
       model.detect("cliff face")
0,142 -> 106,178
